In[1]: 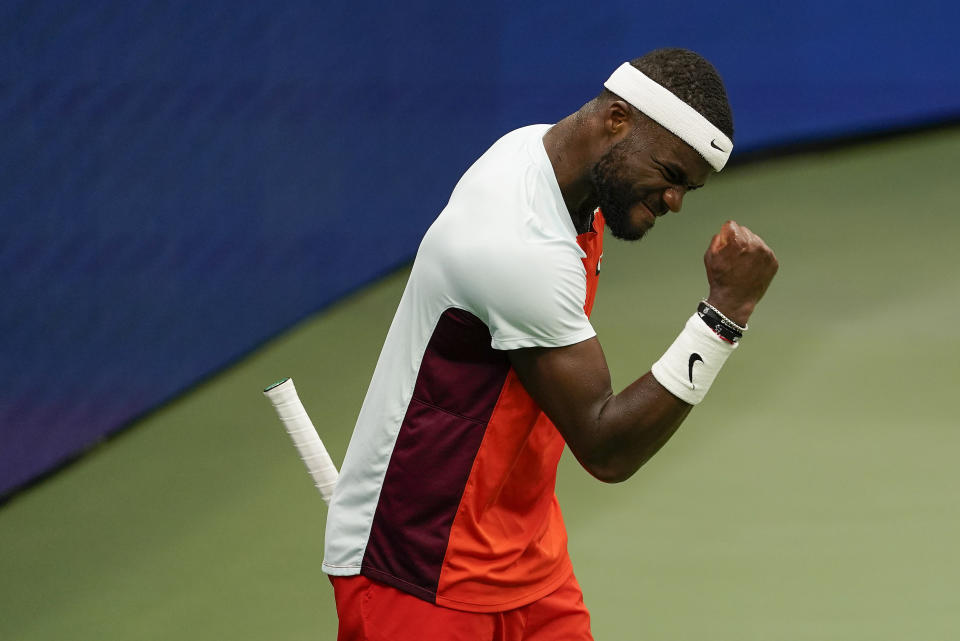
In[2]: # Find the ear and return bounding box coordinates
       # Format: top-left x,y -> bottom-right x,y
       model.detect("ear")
603,99 -> 635,141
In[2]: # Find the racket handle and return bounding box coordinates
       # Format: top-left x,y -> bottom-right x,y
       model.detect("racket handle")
263,378 -> 339,503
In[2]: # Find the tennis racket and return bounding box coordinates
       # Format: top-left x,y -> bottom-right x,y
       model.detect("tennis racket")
262,377 -> 339,504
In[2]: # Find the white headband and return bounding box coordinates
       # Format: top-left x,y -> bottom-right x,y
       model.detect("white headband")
603,62 -> 732,172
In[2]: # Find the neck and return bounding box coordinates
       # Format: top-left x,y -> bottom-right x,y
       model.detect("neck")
542,112 -> 601,234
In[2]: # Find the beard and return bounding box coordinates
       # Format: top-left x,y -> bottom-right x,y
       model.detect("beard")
590,139 -> 660,241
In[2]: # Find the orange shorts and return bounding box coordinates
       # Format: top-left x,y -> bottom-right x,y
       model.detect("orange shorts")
330,571 -> 593,641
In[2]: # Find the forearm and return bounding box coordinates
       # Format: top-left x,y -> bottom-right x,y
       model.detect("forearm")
508,338 -> 697,484
512,311 -> 741,482
510,221 -> 778,485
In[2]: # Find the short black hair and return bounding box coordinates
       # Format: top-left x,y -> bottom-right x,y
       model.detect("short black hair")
604,48 -> 734,141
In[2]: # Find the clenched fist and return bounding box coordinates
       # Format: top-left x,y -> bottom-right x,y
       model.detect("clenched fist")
704,221 -> 778,327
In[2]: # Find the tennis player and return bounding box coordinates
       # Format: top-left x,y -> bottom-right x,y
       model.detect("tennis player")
323,48 -> 778,640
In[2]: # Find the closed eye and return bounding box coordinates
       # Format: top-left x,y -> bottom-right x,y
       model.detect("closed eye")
660,168 -> 681,183
655,160 -> 703,191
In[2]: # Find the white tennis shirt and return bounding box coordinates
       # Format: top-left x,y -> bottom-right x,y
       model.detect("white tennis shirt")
323,124 -> 601,611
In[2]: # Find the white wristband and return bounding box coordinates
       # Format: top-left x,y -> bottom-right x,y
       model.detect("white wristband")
651,313 -> 737,405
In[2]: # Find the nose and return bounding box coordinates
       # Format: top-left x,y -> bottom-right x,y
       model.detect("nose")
662,186 -> 686,213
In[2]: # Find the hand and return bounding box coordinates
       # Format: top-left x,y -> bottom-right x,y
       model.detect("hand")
703,220 -> 779,327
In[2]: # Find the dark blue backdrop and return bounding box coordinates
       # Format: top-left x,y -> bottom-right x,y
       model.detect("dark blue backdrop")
2,0 -> 958,497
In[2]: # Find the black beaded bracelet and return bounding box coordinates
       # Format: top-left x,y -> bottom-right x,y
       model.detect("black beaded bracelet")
696,301 -> 744,344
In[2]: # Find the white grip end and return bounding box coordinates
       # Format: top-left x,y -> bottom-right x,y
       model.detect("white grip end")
263,378 -> 339,504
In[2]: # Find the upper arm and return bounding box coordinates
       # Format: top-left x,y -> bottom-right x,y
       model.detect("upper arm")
507,337 -> 615,468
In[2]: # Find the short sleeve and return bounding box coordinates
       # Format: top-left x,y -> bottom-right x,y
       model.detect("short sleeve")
457,237 -> 596,351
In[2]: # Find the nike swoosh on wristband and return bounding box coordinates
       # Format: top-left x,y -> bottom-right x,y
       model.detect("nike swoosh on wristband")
688,353 -> 704,387
710,139 -> 727,152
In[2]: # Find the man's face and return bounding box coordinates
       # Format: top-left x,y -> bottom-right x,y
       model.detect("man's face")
590,124 -> 713,241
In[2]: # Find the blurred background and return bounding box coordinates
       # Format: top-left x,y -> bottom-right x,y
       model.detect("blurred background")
2,1 -> 959,639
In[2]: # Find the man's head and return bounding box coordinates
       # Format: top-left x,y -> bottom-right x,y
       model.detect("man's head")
587,48 -> 733,241
627,48 -> 734,144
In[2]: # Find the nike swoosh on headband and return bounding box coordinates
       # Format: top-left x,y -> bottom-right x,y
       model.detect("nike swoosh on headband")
710,139 -> 727,152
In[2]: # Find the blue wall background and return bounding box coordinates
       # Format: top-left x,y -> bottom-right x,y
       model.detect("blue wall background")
2,0 -> 959,497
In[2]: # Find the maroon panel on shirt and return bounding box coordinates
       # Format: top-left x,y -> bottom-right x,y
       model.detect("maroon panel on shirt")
362,308 -> 511,602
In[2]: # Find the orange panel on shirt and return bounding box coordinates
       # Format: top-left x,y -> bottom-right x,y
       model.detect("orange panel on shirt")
578,209 -> 604,317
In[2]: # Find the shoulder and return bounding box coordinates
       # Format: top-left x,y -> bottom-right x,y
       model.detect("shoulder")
411,124 -> 593,348
449,125 -> 553,200
483,239 -> 593,349
418,217 -> 590,348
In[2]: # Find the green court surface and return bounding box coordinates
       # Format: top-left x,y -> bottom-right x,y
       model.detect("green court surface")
2,127 -> 959,640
